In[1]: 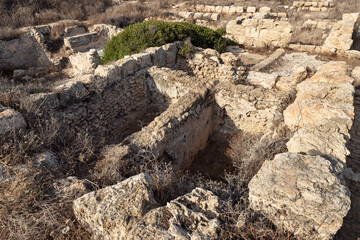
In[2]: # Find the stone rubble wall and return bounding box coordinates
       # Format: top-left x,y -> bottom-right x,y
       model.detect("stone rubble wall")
226,15 -> 293,48
173,10 -> 287,21
289,13 -> 360,56
292,0 -> 335,12
191,4 -> 287,18
28,43 -> 179,139
249,61 -> 355,239
101,76 -> 216,172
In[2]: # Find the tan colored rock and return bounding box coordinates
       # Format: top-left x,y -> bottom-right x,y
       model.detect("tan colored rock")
276,76 -> 296,91
247,71 -> 278,89
69,49 -> 99,75
74,173 -> 220,239
351,66 -> 360,87
73,173 -> 156,239
64,32 -> 102,53
89,24 -> 122,40
292,65 -> 308,83
116,57 -> 138,77
296,81 -> 354,103
259,6 -> 271,13
284,99 -> 354,130
226,17 -> 292,48
132,52 -> 152,68
287,120 -> 350,162
247,6 -> 257,13
210,13 -> 220,21
162,42 -> 178,64
220,52 -> 241,67
0,105 -> 27,136
324,15 -> 357,51
249,152 -> 350,240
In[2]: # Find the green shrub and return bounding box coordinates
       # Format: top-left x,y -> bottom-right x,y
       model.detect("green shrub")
215,28 -> 226,36
178,39 -> 194,59
101,20 -> 227,63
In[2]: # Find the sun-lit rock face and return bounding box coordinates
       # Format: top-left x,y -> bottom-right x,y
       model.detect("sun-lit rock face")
73,173 -> 220,239
249,152 -> 351,240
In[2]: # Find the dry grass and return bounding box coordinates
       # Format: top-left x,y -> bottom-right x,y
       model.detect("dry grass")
0,0 -> 180,40
0,77 -> 103,239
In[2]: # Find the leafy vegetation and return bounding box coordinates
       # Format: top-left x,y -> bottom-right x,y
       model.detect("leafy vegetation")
101,21 -> 227,63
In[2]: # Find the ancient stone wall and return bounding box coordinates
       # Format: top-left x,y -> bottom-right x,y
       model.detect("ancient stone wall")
292,0 -> 335,12
226,15 -> 293,49
0,32 -> 51,70
28,43 -> 179,141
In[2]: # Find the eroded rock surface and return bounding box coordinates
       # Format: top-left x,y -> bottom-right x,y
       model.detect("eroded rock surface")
249,152 -> 351,240
73,173 -> 220,239
284,61 -> 355,130
286,119 -> 351,163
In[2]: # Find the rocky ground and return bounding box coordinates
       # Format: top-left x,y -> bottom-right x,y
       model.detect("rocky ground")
1,0 -> 360,240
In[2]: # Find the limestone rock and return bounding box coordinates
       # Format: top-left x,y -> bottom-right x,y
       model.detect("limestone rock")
284,99 -> 354,130
249,152 -> 351,240
292,65 -> 308,83
220,52 -> 241,67
247,71 -> 278,89
73,173 -> 156,238
69,49 -> 99,75
287,120 -> 350,163
28,92 -> 60,109
324,15 -> 358,51
74,174 -> 220,240
351,66 -> 360,87
296,81 -> 354,103
0,105 -> 27,136
0,32 -> 51,70
89,24 -> 122,40
64,32 -> 102,53
226,17 -> 292,48
55,80 -> 89,104
284,61 -> 355,130
276,76 -> 296,91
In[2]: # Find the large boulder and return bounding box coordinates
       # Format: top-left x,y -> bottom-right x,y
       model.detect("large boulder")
284,99 -> 354,130
249,152 -> 351,240
0,32 -> 50,70
73,173 -> 220,239
73,173 -> 156,239
284,61 -> 355,130
286,119 -> 351,163
0,105 -> 27,136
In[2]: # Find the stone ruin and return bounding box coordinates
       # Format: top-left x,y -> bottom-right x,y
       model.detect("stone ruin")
1,1 -> 360,239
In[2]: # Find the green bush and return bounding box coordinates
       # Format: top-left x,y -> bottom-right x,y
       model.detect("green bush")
101,20 -> 227,63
